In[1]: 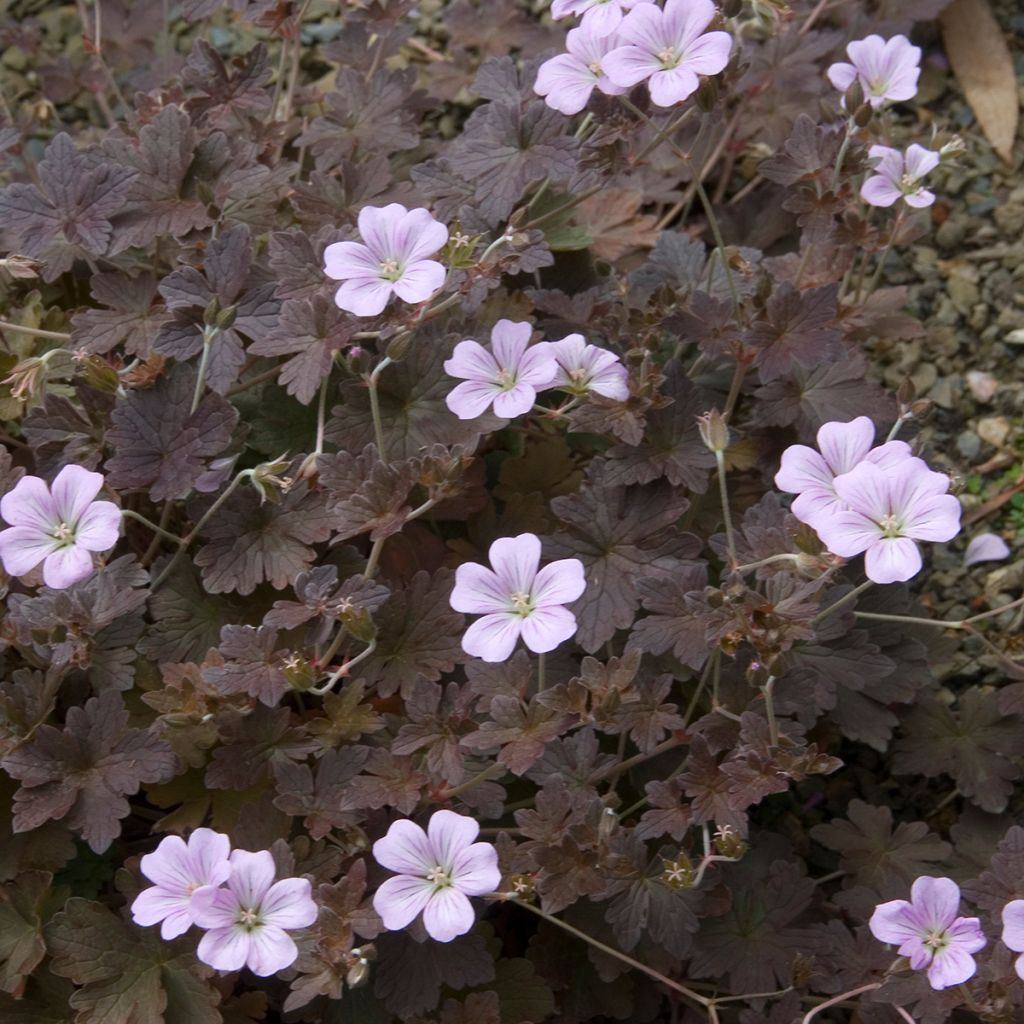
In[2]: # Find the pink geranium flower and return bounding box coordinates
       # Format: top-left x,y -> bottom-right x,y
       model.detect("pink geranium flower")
444,320 -> 557,420
0,465 -> 121,589
861,144 -> 939,209
131,829 -> 232,940
814,459 -> 961,584
534,26 -> 628,115
827,34 -> 921,108
774,416 -> 911,528
191,850 -> 318,976
450,532 -> 586,662
603,0 -> 732,107
542,333 -> 629,400
869,876 -> 986,990
373,810 -> 501,943
1001,899 -> 1024,981
323,204 -> 448,317
550,0 -> 653,38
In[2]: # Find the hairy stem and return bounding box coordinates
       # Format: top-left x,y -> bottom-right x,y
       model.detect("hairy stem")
309,637 -> 378,696
811,580 -> 872,625
368,356 -> 393,455
715,449 -> 737,564
801,983 -> 881,1023
0,320 -> 71,341
191,326 -> 218,414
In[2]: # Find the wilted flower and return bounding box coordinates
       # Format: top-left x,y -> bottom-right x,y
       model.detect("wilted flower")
774,417 -> 911,529
861,144 -> 939,209
550,0 -> 653,38
815,459 -> 961,584
827,34 -> 921,108
131,829 -> 232,940
963,532 -> 1011,568
450,532 -> 586,662
192,850 -> 318,976
603,0 -> 732,107
869,876 -> 986,990
372,810 -> 501,943
444,320 -> 557,420
323,204 -> 448,317
0,465 -> 121,589
1001,899 -> 1024,981
542,333 -> 629,400
534,26 -> 628,115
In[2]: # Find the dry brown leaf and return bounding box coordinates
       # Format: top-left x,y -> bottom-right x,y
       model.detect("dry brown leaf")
940,0 -> 1019,164
578,189 -> 659,262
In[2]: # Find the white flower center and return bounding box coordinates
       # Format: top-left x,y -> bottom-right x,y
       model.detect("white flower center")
899,172 -> 920,193
588,60 -> 603,76
52,521 -> 75,545
869,77 -> 890,97
509,590 -> 535,616
495,367 -> 518,391
922,927 -> 950,953
657,46 -> 680,69
426,865 -> 453,889
236,906 -> 262,931
878,513 -> 902,537
378,257 -> 402,282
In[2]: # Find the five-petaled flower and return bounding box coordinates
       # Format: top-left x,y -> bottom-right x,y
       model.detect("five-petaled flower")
0,465 -> 121,589
450,532 -> 586,662
827,34 -> 921,108
869,876 -> 986,990
814,458 -> 961,584
191,849 -> 318,976
324,203 -> 448,317
543,334 -> 630,400
603,0 -> 732,108
372,810 -> 501,943
861,144 -> 939,209
550,0 -> 653,38
774,416 -> 911,529
534,25 -> 628,115
1001,899 -> 1024,981
131,829 -> 232,940
444,320 -> 557,420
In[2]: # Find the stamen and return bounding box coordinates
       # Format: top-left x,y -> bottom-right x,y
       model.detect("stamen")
509,591 -> 533,615
378,258 -> 402,282
495,368 -> 517,391
426,865 -> 451,887
657,46 -> 679,68
52,522 -> 74,544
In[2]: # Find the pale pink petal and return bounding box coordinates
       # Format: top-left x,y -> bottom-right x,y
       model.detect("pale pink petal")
391,260 -> 446,304
861,175 -> 902,208
427,809 -> 480,865
864,440 -> 912,470
589,362 -> 629,399
947,916 -> 986,955
73,501 -> 121,552
490,320 -> 533,370
451,843 -> 502,895
603,45 -> 661,88
927,943 -> 976,990
357,203 -> 408,259
246,925 -> 299,976
41,544 -> 94,589
373,819 -> 435,874
901,493 -> 961,543
965,533 -> 1012,567
681,31 -> 731,75
323,240 -> 379,280
666,0 -> 714,46
399,209 -> 449,263
1001,900 -> 1024,952
0,475 -> 55,530
790,488 -> 843,527
0,526 -> 60,577
648,66 -> 700,106
826,61 -> 857,93
832,463 -> 891,521
616,1 -> 666,51
373,874 -> 434,930
905,144 -> 939,179
445,339 -> 501,382
516,343 -> 558,388
580,0 -> 623,37
198,926 -> 251,973
188,828 -> 232,888
191,885 -> 241,930
491,382 -> 536,418
451,562 -> 510,614
869,898 -> 918,945
261,878 -> 318,929
864,536 -> 921,583
903,189 -> 935,209
139,836 -> 191,890
816,417 -> 875,474
774,445 -> 832,494
131,888 -> 190,933
867,145 -> 904,180
334,277 -> 393,317
910,876 -> 961,930
227,850 -> 276,907
446,380 -> 502,420
815,510 -> 880,557
1016,953 -> 1024,982
422,886 -> 476,942
520,605 -> 578,653
489,533 -> 541,593
532,558 -> 586,605
50,465 -> 103,524
535,55 -> 597,115
461,612 -> 523,662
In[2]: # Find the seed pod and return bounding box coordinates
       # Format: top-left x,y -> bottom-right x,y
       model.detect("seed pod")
697,409 -> 730,453
852,101 -> 873,128
844,80 -> 865,112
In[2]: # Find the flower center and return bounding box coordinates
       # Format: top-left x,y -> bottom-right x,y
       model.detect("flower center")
899,172 -> 920,193
495,367 -> 518,391
922,927 -> 950,953
236,906 -> 262,931
378,257 -> 402,282
657,46 -> 679,69
588,60 -> 603,76
869,77 -> 890,97
426,865 -> 452,889
878,513 -> 902,537
509,590 -> 534,616
52,521 -> 75,545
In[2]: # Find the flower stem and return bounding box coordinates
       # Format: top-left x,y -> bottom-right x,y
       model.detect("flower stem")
191,326 -> 218,414
0,320 -> 72,341
121,507 -> 184,546
801,983 -> 881,1023
810,579 -> 872,625
511,899 -> 709,1011
441,762 -> 505,800
309,637 -> 378,696
368,356 -> 393,455
854,594 -> 1024,630
733,552 -> 800,574
715,449 -> 737,564
761,675 -> 779,746
314,365 -> 331,457
830,120 -> 854,194
536,651 -> 547,693
861,207 -> 905,301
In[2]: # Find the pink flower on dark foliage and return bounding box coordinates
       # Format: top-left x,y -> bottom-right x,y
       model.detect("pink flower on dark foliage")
827,34 -> 921,108
774,416 -> 911,528
814,460 -> 961,584
534,26 -> 628,115
869,877 -> 986,990
0,465 -> 120,589
323,204 -> 448,317
131,829 -> 232,940
861,144 -> 939,209
1001,900 -> 1024,981
543,334 -> 629,400
373,810 -> 501,943
603,0 -> 732,107
444,320 -> 557,420
192,850 -> 318,976
550,0 -> 653,38
450,532 -> 586,662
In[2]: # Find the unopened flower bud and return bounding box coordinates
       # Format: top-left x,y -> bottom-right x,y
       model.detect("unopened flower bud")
852,101 -> 873,128
386,332 -> 412,361
713,825 -> 746,859
215,304 -> 237,330
844,80 -> 864,112
746,660 -> 769,687
908,398 -> 932,421
598,806 -> 618,840
662,853 -> 695,889
896,378 -> 916,407
203,297 -> 220,327
697,409 -> 730,453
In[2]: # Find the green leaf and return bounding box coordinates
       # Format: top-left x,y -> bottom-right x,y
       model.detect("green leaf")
524,192 -> 590,252
45,898 -> 221,1024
